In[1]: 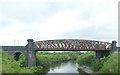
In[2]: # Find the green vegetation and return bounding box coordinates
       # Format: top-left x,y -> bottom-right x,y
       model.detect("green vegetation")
2,49 -> 118,74
0,50 -> 2,74
2,51 -> 82,73
77,51 -> 119,73
77,52 -> 96,66
99,52 -> 119,73
36,51 -> 82,67
2,51 -> 35,73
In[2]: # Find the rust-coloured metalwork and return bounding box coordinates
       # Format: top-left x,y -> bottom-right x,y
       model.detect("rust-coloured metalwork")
34,39 -> 112,51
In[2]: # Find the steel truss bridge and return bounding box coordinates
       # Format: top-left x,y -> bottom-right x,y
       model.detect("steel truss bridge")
2,39 -> 118,67
34,39 -> 112,51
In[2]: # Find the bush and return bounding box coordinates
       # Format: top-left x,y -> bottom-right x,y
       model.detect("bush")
36,53 -> 69,66
36,51 -> 81,66
18,54 -> 26,67
77,52 -> 96,66
99,52 -> 118,73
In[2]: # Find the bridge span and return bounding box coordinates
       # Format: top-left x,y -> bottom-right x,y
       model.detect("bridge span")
1,39 -> 118,67
34,39 -> 112,51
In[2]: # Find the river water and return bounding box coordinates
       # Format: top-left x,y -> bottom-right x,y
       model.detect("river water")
41,61 -> 89,74
48,61 -> 79,73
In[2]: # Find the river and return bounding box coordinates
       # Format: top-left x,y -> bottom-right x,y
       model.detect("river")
40,61 -> 90,75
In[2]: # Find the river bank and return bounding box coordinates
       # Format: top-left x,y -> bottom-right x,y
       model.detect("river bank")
77,64 -> 99,75
76,52 -> 119,74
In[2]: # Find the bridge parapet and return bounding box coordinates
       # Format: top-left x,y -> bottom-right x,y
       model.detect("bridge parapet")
34,39 -> 112,51
1,46 -> 25,51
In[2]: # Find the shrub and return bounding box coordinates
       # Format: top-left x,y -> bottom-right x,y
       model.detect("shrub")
18,54 -> 26,67
77,52 -> 96,66
36,52 -> 80,66
99,52 -> 118,73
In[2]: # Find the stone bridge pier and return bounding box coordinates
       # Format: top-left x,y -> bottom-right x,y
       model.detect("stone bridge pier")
26,39 -> 36,67
96,50 -> 110,60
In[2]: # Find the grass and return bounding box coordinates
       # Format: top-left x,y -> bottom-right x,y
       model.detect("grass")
2,51 -> 35,73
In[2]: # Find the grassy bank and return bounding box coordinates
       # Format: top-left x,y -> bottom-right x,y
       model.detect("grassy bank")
2,51 -> 36,73
77,51 -> 119,73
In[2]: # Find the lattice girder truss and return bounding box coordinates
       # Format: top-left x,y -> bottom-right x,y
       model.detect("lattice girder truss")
34,39 -> 112,50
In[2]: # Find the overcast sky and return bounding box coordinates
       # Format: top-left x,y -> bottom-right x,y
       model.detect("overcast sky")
0,0 -> 119,46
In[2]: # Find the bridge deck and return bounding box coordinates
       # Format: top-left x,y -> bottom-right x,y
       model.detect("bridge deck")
34,48 -> 111,51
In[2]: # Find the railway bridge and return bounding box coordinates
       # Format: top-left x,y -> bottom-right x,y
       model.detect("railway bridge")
1,39 -> 118,67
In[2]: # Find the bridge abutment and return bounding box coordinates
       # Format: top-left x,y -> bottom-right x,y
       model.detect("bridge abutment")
96,50 -> 110,60
26,39 -> 36,67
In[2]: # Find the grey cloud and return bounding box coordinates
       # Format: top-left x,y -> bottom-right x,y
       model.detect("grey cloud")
1,1 -> 114,25
0,20 -> 12,28
1,2 -> 82,23
76,8 -> 93,21
56,24 -> 117,42
1,2 -> 57,23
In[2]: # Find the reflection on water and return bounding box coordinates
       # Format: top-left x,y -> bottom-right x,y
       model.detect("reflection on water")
48,61 -> 79,73
39,60 -> 89,75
